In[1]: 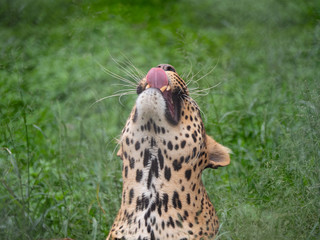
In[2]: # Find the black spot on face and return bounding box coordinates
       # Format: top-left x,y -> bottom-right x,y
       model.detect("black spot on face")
181,140 -> 186,148
150,230 -> 155,240
195,133 -> 199,142
185,169 -> 192,181
129,157 -> 135,169
129,188 -> 134,204
158,149 -> 164,170
132,108 -> 138,123
136,194 -> 150,211
192,147 -> 197,158
136,169 -> 143,182
135,141 -> 140,150
144,149 -> 151,167
124,166 -> 128,178
172,191 -> 182,209
172,159 -> 182,171
167,216 -> 175,228
186,193 -> 191,205
162,193 -> 169,212
164,166 -> 171,181
192,134 -> 197,143
175,220 -> 183,228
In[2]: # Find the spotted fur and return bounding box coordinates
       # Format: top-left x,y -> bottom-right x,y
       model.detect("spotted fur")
107,64 -> 230,240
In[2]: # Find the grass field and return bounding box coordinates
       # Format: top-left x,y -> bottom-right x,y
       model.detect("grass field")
0,0 -> 319,239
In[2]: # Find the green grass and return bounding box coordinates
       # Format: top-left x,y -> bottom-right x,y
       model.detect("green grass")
0,0 -> 319,239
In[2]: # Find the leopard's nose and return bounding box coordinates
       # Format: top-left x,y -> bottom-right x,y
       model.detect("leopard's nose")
157,64 -> 176,72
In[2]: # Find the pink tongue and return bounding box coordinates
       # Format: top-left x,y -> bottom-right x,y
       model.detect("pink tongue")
146,68 -> 168,89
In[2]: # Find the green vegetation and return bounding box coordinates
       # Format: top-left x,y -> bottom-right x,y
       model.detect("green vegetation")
0,0 -> 319,239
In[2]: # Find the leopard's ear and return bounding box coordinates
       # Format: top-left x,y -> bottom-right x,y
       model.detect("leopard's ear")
206,135 -> 231,169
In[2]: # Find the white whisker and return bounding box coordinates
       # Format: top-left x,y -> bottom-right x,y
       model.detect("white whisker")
100,65 -> 137,87
112,83 -> 137,89
186,68 -> 203,87
185,59 -> 220,87
192,62 -> 219,83
190,82 -> 221,96
120,53 -> 146,79
109,53 -> 142,83
89,91 -> 136,108
104,51 -> 141,84
183,59 -> 194,80
114,60 -> 141,83
113,88 -> 136,94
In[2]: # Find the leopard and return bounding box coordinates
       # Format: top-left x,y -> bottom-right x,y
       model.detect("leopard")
107,64 -> 230,240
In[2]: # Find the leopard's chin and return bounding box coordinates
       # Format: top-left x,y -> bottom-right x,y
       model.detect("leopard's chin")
135,87 -> 181,126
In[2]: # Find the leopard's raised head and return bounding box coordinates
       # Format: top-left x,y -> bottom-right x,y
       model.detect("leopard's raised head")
107,64 -> 230,240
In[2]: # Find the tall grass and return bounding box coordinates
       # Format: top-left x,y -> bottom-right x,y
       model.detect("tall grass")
0,0 -> 319,239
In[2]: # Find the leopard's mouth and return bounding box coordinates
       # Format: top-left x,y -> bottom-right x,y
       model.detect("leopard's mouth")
142,67 -> 181,125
